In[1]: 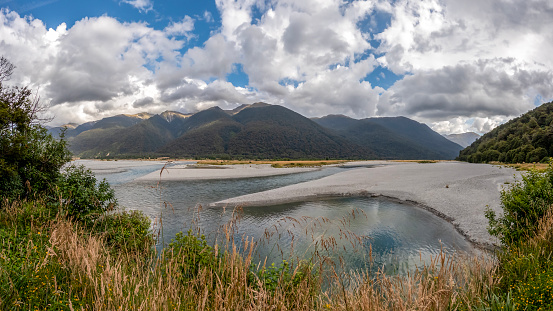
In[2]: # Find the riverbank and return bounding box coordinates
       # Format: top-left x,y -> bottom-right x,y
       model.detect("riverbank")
135,163 -> 322,181
212,161 -> 520,248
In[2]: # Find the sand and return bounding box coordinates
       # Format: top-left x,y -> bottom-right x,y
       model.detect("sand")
76,159 -> 523,248
135,163 -> 320,181
212,161 -> 522,248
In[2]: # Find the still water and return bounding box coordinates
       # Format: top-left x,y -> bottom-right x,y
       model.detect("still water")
78,160 -> 474,275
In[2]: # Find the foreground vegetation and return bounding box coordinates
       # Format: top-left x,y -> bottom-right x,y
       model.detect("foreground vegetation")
6,166 -> 553,310
3,55 -> 553,309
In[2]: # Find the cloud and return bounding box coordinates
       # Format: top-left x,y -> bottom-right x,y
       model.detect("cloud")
378,59 -> 553,122
159,79 -> 257,112
431,116 -> 507,135
2,0 -> 553,134
133,96 -> 154,108
121,0 -> 153,13
165,16 -> 195,38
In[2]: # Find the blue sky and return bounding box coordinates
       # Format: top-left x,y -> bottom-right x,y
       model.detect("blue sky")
1,0 -> 552,134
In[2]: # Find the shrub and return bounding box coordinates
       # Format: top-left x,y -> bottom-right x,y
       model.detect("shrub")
164,230 -> 218,281
253,259 -> 317,295
486,164 -> 553,245
93,210 -> 154,256
52,164 -> 116,226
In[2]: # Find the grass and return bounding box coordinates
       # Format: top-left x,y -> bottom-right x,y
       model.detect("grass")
0,198 -> 517,310
3,165 -> 553,309
490,162 -> 550,172
392,160 -> 441,164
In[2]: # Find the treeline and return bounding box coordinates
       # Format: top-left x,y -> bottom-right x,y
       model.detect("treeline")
458,101 -> 553,163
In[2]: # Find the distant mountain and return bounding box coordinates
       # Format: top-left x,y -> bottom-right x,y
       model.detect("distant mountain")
48,113 -> 152,139
458,101 -> 553,163
444,132 -> 480,148
313,115 -> 463,160
64,103 -> 461,160
159,104 -> 372,159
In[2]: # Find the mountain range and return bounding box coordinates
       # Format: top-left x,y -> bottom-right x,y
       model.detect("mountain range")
48,103 -> 463,160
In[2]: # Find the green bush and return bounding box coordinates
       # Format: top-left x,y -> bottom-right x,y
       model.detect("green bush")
53,164 -> 116,226
485,165 -> 553,245
93,210 -> 154,256
495,229 -> 553,310
253,260 -> 315,294
164,230 -> 217,281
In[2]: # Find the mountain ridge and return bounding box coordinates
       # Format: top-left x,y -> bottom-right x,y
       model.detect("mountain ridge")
54,103 -> 462,160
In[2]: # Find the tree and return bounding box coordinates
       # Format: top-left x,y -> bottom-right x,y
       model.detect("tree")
0,56 -> 71,198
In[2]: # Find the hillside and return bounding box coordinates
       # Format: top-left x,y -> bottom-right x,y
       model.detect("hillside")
64,103 -> 460,160
70,113 -> 182,157
159,105 -> 372,159
313,115 -> 463,160
458,101 -> 553,163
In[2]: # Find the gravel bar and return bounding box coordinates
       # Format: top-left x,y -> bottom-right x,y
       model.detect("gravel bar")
213,161 -> 521,248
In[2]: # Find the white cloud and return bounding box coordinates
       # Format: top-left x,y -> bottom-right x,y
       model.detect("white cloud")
2,0 -> 553,134
165,16 -> 195,38
378,59 -> 553,120
122,0 -> 153,13
431,116 -> 508,135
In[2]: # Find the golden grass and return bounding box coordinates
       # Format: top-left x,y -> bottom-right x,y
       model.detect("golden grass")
1,200 -> 503,310
489,162 -> 549,172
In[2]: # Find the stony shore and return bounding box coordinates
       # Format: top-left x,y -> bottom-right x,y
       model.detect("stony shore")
212,161 -> 521,248
136,163 -> 320,181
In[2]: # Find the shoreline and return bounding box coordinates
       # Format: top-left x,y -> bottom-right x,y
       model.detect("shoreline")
135,163 -> 322,181
211,161 -> 521,248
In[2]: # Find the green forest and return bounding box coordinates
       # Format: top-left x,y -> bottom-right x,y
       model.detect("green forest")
458,101 -> 553,163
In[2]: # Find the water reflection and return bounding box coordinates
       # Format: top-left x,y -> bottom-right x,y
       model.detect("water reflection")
79,161 -> 473,276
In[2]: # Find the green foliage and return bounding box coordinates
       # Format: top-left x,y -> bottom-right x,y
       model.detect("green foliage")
53,164 -> 116,225
1,56 -> 72,200
0,98 -> 71,199
459,101 -> 553,163
93,210 -> 154,256
253,260 -> 316,295
495,229 -> 553,310
0,201 -> 74,309
485,165 -> 553,245
164,230 -> 217,281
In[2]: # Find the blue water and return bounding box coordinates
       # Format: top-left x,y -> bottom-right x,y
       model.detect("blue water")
79,161 -> 474,275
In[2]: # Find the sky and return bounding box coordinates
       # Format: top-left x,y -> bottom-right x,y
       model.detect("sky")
1,0 -> 553,134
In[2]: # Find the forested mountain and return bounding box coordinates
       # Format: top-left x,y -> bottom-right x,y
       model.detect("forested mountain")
458,101 -> 553,163
62,103 -> 460,160
313,115 -> 463,159
48,113 -> 153,138
444,132 -> 480,148
159,105 -> 373,159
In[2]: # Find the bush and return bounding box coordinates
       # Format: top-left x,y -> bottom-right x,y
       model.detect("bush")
253,260 -> 316,295
53,164 -> 116,226
0,95 -> 71,199
93,210 -> 154,256
486,165 -> 553,245
164,230 -> 218,281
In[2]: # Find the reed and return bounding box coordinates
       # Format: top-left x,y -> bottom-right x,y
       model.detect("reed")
0,197 -> 511,310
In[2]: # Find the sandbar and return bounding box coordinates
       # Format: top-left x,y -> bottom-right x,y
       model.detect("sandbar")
136,163 -> 320,181
212,161 -> 522,248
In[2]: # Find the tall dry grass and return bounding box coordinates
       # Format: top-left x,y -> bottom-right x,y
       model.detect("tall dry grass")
0,197 -> 505,310
40,210 -> 500,310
